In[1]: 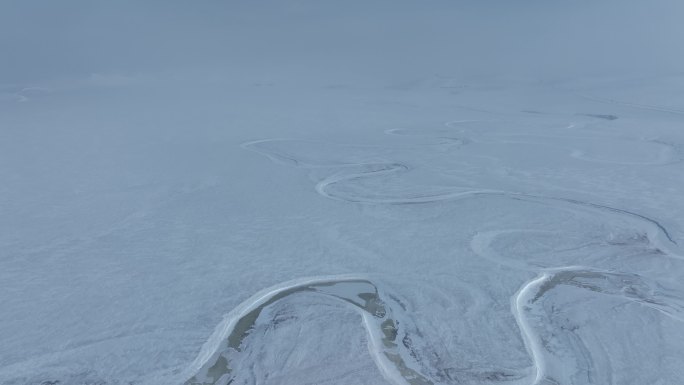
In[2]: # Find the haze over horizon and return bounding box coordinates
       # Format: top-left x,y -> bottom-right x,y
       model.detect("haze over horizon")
2,2 -> 684,385
3,0 -> 684,85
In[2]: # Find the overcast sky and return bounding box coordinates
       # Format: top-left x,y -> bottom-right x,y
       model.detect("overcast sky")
2,0 -> 684,85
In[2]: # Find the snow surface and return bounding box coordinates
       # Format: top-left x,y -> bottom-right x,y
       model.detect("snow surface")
2,1 -> 684,385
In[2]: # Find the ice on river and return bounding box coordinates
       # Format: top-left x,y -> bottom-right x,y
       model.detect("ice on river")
2,2 -> 684,385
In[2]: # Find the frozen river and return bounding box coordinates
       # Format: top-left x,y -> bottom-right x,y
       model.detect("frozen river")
2,2 -> 684,384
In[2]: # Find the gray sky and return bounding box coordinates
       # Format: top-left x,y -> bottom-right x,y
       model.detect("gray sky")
2,0 -> 684,85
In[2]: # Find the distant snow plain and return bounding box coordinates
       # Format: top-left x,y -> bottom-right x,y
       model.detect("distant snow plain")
2,2 -> 684,385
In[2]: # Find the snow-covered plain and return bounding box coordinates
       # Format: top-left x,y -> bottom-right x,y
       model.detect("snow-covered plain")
2,2 -> 684,385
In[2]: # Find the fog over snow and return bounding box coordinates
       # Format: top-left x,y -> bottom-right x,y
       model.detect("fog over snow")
2,1 -> 684,385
